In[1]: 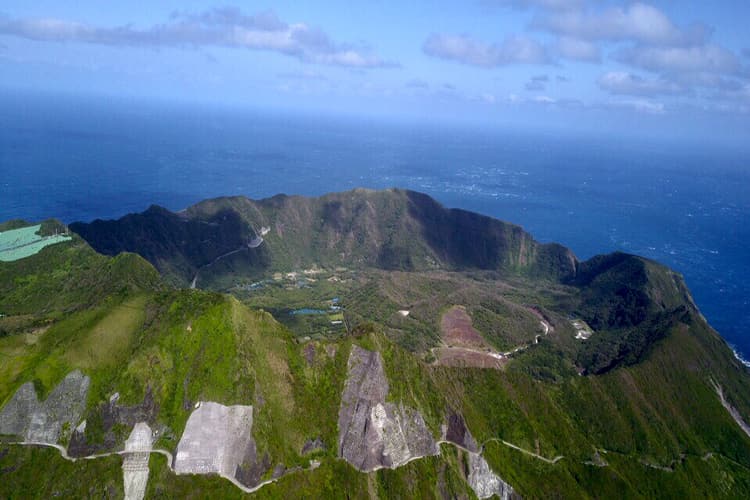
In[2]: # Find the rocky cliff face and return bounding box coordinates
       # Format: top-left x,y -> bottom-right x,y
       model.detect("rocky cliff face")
70,205 -> 268,285
69,388 -> 159,457
468,452 -> 518,500
0,370 -> 89,443
442,410 -> 519,499
70,189 -> 577,285
338,345 -> 438,471
443,411 -> 479,452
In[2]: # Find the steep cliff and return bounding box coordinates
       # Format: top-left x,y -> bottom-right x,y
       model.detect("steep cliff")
70,189 -> 577,286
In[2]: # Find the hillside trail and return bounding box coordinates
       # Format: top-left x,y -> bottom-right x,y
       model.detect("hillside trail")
9,441 -> 174,466
5,440 -> 320,495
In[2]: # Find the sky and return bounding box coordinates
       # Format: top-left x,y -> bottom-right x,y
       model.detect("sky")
1,1 -> 749,143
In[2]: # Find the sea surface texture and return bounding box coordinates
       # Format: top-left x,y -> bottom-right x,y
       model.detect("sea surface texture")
1,93 -> 748,359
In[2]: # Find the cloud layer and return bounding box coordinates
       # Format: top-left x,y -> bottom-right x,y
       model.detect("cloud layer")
598,72 -> 683,96
532,3 -> 708,46
424,0 -> 749,110
0,7 -> 395,68
615,44 -> 742,76
423,33 -> 550,66
1,2 -> 748,116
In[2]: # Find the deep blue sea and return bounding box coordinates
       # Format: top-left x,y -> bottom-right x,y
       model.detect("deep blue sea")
1,92 -> 749,359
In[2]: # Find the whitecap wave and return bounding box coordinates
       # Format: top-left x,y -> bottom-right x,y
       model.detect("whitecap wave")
729,344 -> 750,368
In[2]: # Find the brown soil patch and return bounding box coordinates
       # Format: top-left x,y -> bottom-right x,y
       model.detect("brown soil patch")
303,343 -> 316,366
440,306 -> 485,348
435,347 -> 506,369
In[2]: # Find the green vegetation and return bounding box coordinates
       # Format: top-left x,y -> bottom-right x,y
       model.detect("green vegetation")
70,188 -> 577,287
237,269 -> 354,339
0,445 -> 123,498
4,190 -> 750,498
375,445 -> 474,499
0,233 -> 160,333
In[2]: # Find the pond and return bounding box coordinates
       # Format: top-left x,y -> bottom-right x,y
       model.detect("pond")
290,308 -> 328,316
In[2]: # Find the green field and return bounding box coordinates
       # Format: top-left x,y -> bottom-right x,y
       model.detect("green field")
0,224 -> 72,262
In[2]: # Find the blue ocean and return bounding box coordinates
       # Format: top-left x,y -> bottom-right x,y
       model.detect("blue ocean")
2,92 -> 748,359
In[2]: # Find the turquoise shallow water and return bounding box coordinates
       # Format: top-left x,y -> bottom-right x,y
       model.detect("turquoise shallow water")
0,224 -> 72,262
1,92 -> 748,358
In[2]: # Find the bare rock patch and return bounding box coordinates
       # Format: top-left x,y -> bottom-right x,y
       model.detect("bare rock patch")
0,370 -> 89,444
338,345 -> 438,472
468,452 -> 518,500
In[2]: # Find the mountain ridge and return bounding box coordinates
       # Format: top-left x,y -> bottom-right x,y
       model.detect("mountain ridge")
69,188 -> 698,375
70,188 -> 578,287
3,188 -> 750,498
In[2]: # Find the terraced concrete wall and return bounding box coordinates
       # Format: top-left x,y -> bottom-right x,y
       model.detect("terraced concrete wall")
123,422 -> 153,500
174,402 -> 254,479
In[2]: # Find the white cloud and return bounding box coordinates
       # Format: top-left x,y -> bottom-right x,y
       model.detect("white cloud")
479,92 -> 497,104
615,44 -> 742,76
556,36 -> 600,62
533,95 -> 556,103
485,0 -> 585,11
278,70 -> 328,81
423,33 -> 551,67
598,71 -> 683,96
526,2 -> 748,104
0,8 -> 396,69
533,2 -> 707,46
609,98 -> 665,114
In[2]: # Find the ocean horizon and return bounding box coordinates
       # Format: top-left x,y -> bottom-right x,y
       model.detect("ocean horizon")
2,91 -> 748,359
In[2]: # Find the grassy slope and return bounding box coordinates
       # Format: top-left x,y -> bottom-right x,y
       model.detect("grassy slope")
438,318 -> 750,498
0,446 -> 124,499
0,236 -> 161,405
4,214 -> 750,497
345,270 -> 562,353
0,285 -> 350,473
0,233 -> 161,340
3,307 -> 750,498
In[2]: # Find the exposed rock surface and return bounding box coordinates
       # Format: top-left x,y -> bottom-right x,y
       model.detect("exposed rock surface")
338,345 -> 438,471
71,189 -> 577,286
468,452 -> 518,500
105,387 -> 158,428
174,402 -> 254,480
443,411 -> 479,453
69,387 -> 158,457
271,463 -> 286,479
301,436 -> 326,455
0,370 -> 89,443
303,343 -> 317,366
122,422 -> 153,500
235,449 -> 270,488
713,380 -> 750,438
